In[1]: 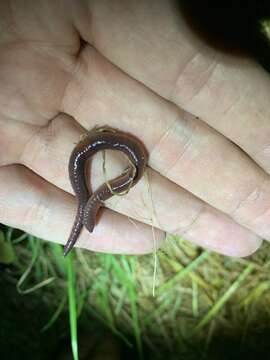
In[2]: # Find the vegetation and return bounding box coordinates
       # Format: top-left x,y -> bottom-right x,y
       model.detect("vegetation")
2,227 -> 270,359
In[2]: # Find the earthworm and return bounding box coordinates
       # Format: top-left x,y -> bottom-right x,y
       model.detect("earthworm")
63,128 -> 148,256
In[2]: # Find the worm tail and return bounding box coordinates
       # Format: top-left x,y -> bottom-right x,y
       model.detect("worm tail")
63,205 -> 84,256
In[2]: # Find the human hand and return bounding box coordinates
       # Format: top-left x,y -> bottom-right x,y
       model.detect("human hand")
1,0 -> 269,257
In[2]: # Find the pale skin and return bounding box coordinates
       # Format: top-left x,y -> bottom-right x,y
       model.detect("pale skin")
1,0 -> 270,257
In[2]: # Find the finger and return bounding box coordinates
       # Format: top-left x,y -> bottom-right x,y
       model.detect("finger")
82,1 -> 270,173
110,168 -> 262,257
61,47 -> 270,242
0,117 -> 35,165
0,164 -> 164,254
17,113 -> 261,257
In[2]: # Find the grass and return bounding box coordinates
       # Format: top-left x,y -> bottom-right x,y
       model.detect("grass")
194,263 -> 254,332
66,251 -> 79,360
3,227 -> 270,359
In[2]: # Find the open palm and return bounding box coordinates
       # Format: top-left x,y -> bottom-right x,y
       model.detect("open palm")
1,0 -> 270,257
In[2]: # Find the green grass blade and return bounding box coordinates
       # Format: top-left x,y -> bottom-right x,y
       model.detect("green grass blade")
195,264 -> 254,332
239,281 -> 270,309
192,279 -> 199,317
49,243 -> 66,275
111,256 -> 142,358
66,252 -> 79,360
17,235 -> 54,294
129,285 -> 142,358
41,295 -> 67,332
157,251 -> 209,294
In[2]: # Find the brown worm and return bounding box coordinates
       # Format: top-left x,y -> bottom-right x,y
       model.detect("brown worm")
63,128 -> 148,256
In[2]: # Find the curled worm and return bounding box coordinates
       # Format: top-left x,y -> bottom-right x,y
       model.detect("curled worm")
63,128 -> 148,256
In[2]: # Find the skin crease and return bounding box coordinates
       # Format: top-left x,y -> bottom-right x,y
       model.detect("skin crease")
64,128 -> 148,256
1,0 -> 270,256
